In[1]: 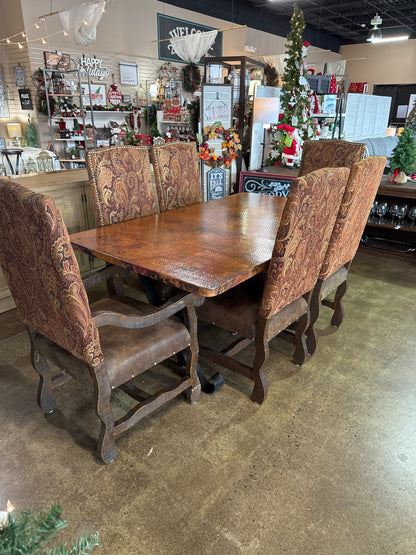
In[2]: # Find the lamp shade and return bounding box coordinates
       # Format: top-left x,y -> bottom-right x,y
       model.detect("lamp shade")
253,97 -> 280,124
7,123 -> 22,138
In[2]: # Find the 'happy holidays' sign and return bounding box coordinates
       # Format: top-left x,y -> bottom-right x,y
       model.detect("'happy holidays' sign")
76,54 -> 110,81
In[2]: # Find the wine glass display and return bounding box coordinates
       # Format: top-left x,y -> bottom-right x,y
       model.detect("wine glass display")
368,200 -> 378,222
376,202 -> 388,224
408,206 -> 416,227
396,204 -> 408,225
389,203 -> 399,224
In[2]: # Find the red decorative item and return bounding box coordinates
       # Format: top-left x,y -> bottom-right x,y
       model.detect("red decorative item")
313,92 -> 321,114
329,74 -> 337,93
108,83 -> 122,106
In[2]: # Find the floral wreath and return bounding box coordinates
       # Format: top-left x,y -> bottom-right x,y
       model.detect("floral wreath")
182,63 -> 201,92
198,122 -> 241,168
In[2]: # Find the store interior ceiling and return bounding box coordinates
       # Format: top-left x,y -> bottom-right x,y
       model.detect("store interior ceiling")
163,0 -> 416,50
248,0 -> 416,43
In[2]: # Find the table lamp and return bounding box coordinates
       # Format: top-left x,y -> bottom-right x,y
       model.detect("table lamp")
7,123 -> 22,147
253,97 -> 280,171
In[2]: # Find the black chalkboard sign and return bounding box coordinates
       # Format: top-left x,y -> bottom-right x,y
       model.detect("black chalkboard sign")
207,168 -> 227,200
18,88 -> 33,110
239,172 -> 293,198
157,14 -> 222,64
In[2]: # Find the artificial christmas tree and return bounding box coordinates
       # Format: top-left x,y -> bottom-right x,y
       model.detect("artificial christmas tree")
405,100 -> 416,136
24,115 -> 39,148
389,127 -> 416,183
266,4 -> 315,166
0,504 -> 99,554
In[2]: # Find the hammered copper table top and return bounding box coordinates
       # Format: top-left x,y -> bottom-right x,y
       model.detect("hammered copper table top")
71,193 -> 286,297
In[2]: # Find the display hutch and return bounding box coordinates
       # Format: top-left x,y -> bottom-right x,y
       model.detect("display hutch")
203,56 -> 265,185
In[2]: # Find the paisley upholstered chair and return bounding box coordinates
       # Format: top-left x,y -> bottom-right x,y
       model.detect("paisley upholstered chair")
86,145 -> 159,226
150,141 -> 203,211
86,145 -> 173,303
299,139 -> 366,177
0,179 -> 202,463
196,167 -> 350,404
305,156 -> 386,358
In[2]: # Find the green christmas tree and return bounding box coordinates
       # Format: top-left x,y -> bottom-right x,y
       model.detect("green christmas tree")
267,4 -> 315,166
390,127 -> 416,176
24,115 -> 39,148
405,100 -> 416,135
0,504 -> 99,554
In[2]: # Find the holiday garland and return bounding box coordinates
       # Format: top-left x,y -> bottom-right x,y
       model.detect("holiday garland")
182,63 -> 201,92
197,122 -> 241,168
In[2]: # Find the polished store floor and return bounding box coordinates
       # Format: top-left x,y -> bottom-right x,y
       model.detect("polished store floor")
1,248 -> 415,554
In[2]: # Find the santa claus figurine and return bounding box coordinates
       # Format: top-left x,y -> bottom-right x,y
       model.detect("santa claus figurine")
278,124 -> 301,167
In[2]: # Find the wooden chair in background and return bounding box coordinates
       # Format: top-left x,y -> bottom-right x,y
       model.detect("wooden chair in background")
196,167 -> 350,404
299,139 -> 366,177
150,141 -> 203,212
305,156 -> 387,357
0,179 -> 202,463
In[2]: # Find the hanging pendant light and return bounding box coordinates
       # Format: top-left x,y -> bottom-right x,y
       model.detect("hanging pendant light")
367,14 -> 382,42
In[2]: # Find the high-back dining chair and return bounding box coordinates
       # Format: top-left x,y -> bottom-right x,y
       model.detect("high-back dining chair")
86,145 -> 159,226
150,141 -> 202,212
196,167 -> 350,404
0,179 -> 202,463
305,156 -> 386,357
299,139 -> 366,177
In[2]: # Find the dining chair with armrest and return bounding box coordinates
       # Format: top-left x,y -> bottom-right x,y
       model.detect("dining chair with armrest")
196,167 -> 350,404
299,139 -> 366,177
305,156 -> 386,357
0,179 -> 202,463
150,141 -> 203,212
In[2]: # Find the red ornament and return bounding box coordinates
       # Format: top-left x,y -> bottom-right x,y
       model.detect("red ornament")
108,83 -> 122,106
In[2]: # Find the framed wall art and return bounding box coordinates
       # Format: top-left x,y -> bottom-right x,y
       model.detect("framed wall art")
0,67 -> 9,118
157,14 -> 222,64
119,62 -> 139,85
44,51 -> 71,71
18,88 -> 33,110
14,65 -> 26,87
201,84 -> 232,129
80,82 -> 106,107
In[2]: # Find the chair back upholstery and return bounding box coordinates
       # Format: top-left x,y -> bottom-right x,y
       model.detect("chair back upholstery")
150,141 -> 202,211
0,179 -> 103,366
299,139 -> 366,177
260,167 -> 350,319
86,146 -> 158,227
319,156 -> 386,280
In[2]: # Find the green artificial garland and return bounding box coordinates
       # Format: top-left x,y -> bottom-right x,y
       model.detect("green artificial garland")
182,63 -> 201,92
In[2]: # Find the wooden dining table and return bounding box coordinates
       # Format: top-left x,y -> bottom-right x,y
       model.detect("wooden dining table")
71,192 -> 287,393
71,192 -> 286,297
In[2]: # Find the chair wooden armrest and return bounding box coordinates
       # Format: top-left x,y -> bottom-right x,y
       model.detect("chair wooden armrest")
91,292 -> 204,328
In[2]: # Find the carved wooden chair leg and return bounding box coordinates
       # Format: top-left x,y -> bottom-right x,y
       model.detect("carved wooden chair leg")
31,346 -> 56,414
292,312 -> 309,366
185,348 -> 201,405
90,365 -> 117,464
252,321 -> 269,404
330,279 -> 348,328
306,281 -> 323,356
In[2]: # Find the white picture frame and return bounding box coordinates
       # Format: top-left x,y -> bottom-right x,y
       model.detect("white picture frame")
120,63 -> 139,86
80,83 -> 107,107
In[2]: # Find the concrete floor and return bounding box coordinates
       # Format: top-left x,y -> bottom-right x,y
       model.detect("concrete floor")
1,248 -> 416,554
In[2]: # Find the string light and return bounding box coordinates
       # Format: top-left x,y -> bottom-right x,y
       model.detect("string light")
21,32 -> 26,38
18,42 -> 23,49
33,23 -> 40,29
83,20 -> 88,26
41,37 -> 47,44
6,38 -> 10,43
63,30 -> 68,36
